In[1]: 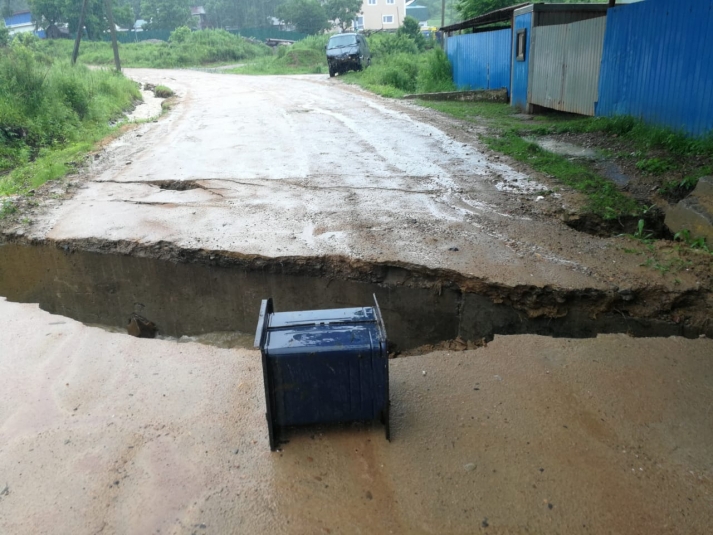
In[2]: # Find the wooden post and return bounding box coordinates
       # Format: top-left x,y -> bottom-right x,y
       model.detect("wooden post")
441,0 -> 445,28
104,0 -> 121,72
71,0 -> 89,66
608,0 -> 616,7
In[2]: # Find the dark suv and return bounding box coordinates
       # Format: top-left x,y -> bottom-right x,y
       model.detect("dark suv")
326,33 -> 370,77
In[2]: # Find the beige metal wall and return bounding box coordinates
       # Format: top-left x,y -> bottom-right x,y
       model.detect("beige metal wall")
360,0 -> 406,30
529,16 -> 607,116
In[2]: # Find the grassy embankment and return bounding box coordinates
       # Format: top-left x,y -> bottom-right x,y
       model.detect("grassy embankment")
0,29 -> 267,212
0,34 -> 141,203
39,28 -> 270,68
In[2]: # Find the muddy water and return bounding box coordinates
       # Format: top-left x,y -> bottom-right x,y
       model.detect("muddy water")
0,243 -> 700,350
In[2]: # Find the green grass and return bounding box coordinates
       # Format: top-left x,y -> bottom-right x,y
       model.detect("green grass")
153,85 -> 174,98
485,133 -> 641,219
229,34 -> 329,75
38,29 -> 270,68
1,41 -> 141,196
418,100 -> 519,123
341,48 -> 456,98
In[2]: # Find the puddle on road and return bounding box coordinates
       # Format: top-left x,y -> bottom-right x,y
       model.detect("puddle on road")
0,242 -> 706,351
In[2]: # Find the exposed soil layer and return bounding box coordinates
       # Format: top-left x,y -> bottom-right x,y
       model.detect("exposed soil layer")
1,239 -> 710,351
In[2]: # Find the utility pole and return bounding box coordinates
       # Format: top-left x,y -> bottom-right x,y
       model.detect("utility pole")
104,0 -> 122,72
441,0 -> 446,28
71,0 -> 89,65
608,0 -> 616,6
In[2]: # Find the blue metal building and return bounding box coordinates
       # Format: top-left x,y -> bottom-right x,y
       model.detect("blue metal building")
596,0 -> 713,136
510,3 -> 609,113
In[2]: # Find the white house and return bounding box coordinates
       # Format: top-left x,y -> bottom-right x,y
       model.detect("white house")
355,0 -> 406,31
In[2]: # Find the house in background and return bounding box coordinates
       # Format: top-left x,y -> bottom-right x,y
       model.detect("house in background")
405,1 -> 429,28
356,0 -> 406,31
2,0 -> 30,33
190,6 -> 206,30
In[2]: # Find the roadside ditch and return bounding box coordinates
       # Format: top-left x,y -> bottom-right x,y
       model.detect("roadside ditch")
0,238 -> 709,353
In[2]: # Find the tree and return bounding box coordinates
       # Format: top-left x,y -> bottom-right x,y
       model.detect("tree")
397,15 -> 425,50
324,0 -> 361,32
28,0 -> 131,36
140,0 -> 190,30
28,0 -> 65,27
455,0 -> 516,19
203,0 -> 285,30
0,20 -> 9,46
455,0 -> 606,19
277,0 -> 329,35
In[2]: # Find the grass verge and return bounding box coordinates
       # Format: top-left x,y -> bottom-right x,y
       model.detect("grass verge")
1,38 -> 141,198
486,132 -> 640,217
416,100 -> 713,221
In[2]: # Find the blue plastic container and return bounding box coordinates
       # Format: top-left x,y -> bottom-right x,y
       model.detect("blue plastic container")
254,296 -> 390,450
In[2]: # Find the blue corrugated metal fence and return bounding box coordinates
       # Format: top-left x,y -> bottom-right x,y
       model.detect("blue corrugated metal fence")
597,0 -> 713,136
447,29 -> 512,92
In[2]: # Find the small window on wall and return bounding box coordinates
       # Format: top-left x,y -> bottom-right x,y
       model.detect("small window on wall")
386,0 -> 394,4
516,29 -> 527,62
368,0 -> 376,5
383,15 -> 394,24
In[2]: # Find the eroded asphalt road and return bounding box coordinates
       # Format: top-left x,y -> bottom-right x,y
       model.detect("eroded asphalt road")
27,69 -> 690,291
1,71 -> 712,534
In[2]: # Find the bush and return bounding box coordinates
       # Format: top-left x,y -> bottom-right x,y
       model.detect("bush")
0,21 -> 9,47
417,48 -> 455,93
368,33 -> 418,58
0,45 -> 140,192
154,85 -> 174,98
169,26 -> 192,44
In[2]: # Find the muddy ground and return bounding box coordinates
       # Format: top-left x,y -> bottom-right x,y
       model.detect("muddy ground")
0,71 -> 712,533
1,299 -> 712,534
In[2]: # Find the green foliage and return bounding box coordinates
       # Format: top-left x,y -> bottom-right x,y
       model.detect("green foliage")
485,133 -> 642,219
29,0 -> 122,39
0,199 -> 17,219
369,32 -> 418,58
140,0 -> 191,30
343,48 -> 455,97
233,35 -> 330,75
203,0 -> 284,30
456,0 -> 606,19
418,47 -> 454,93
674,229 -> 711,253
39,29 -> 269,67
632,219 -> 653,241
0,21 -> 9,47
169,25 -> 191,43
277,0 -> 330,35
325,0 -> 362,31
635,157 -> 674,175
153,85 -> 173,97
398,16 -> 426,51
0,44 -> 140,195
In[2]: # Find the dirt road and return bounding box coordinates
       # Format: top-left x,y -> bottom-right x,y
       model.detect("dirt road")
1,71 -> 712,533
21,69 -> 691,291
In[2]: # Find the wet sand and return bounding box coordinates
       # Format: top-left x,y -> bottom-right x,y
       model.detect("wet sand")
1,298 -> 711,534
